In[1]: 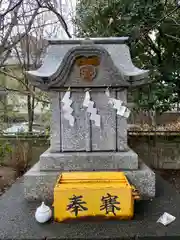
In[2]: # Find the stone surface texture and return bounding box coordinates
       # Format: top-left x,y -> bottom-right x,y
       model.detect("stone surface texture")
125,161 -> 155,199
49,92 -> 61,152
24,37 -> 155,202
24,161 -> 155,202
50,89 -> 128,152
40,148 -> 138,171
26,39 -> 149,89
24,162 -> 58,202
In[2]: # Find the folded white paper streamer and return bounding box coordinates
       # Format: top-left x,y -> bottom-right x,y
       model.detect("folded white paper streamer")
112,99 -> 123,110
105,88 -> 110,97
83,92 -> 101,127
83,91 -> 90,107
61,91 -> 74,127
117,105 -> 126,116
157,212 -> 176,226
123,108 -> 131,119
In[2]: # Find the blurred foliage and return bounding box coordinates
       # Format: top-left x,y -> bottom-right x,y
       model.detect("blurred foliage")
0,142 -> 12,166
75,0 -> 180,113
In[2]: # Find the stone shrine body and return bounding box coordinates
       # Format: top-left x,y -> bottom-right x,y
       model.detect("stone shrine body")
24,37 -> 155,201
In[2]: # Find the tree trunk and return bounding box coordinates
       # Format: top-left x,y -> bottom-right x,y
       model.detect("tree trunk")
177,92 -> 180,111
2,75 -> 7,122
149,110 -> 157,129
27,86 -> 35,133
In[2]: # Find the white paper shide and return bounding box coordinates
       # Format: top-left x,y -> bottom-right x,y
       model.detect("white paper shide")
105,89 -> 131,119
61,90 -> 74,127
83,91 -> 91,107
157,212 -> 176,226
83,91 -> 101,127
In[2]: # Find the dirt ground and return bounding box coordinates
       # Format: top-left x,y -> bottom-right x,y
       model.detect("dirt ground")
1,167 -> 180,197
0,166 -> 17,196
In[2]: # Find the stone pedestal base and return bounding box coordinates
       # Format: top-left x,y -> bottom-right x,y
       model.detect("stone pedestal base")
23,161 -> 155,202
40,148 -> 139,171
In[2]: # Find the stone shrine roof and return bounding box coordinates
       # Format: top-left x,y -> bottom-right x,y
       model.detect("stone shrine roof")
26,37 -> 149,90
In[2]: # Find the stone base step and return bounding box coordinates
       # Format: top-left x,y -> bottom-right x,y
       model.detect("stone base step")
23,161 -> 155,202
40,148 -> 139,171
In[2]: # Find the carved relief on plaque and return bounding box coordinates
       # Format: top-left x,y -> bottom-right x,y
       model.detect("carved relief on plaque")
75,56 -> 100,82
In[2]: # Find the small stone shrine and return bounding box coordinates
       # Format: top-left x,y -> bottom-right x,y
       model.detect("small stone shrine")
24,37 -> 155,201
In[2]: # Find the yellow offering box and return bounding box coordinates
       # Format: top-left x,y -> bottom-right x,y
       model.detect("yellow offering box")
53,172 -> 140,222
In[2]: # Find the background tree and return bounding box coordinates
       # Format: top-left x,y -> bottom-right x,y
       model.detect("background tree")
75,0 -> 180,124
0,0 -> 72,66
0,0 -> 72,133
0,0 -> 39,65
